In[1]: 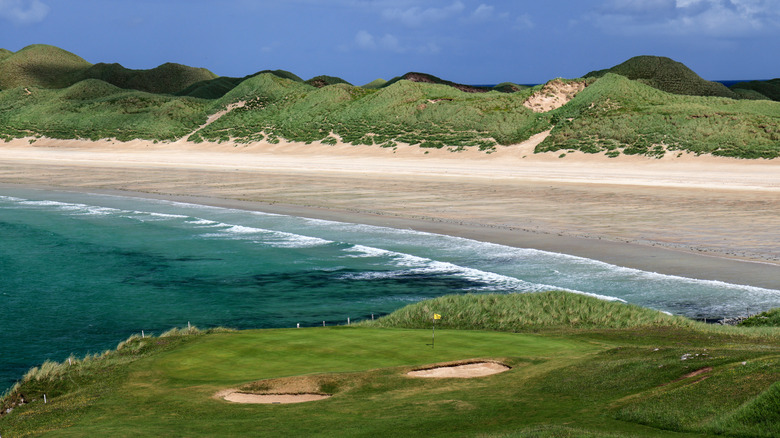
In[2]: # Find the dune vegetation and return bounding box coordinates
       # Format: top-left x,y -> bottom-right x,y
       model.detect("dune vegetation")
1,291 -> 777,437
0,45 -> 778,159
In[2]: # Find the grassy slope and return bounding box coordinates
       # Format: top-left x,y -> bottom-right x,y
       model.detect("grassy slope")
80,62 -> 217,94
731,79 -> 780,102
1,49 -> 778,158
740,308 -> 780,327
195,73 -> 545,149
585,55 -> 739,99
0,79 -> 208,141
176,69 -> 305,99
306,75 -> 352,88
537,73 -> 780,159
0,45 -> 216,95
1,292 -> 778,437
0,45 -> 91,90
362,78 -> 387,89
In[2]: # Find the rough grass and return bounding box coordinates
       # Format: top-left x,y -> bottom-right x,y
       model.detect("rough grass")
0,44 -> 90,90
731,78 -> 780,102
1,47 -> 778,159
0,45 -> 215,94
362,291 -> 697,331
537,73 -> 780,159
80,61 -> 217,94
585,55 -> 739,98
739,308 -> 780,327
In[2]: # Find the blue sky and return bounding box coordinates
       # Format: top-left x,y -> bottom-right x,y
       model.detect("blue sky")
1,0 -> 778,84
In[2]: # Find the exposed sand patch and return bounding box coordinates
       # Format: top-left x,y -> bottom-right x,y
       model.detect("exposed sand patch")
407,362 -> 510,378
217,390 -> 331,404
523,80 -> 587,112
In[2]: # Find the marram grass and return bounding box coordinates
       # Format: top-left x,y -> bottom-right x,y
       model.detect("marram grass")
362,291 -> 696,331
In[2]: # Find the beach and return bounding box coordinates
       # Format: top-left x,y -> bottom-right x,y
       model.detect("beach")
1,137 -> 779,289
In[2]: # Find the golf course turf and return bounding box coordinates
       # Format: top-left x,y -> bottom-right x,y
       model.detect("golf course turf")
2,293 -> 778,437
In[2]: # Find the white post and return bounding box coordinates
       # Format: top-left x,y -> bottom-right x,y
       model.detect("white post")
297,323 -> 300,328
44,394 -> 47,404
371,314 -> 374,320
68,358 -> 72,366
347,317 -> 350,325
188,321 -> 191,329
323,321 -> 325,327
142,330 -> 145,338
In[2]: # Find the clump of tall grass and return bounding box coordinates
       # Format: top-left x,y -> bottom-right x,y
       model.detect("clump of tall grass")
739,308 -> 780,327
363,291 -> 697,331
1,325 -> 235,412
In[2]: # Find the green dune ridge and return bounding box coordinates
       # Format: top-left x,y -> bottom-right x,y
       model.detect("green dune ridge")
1,292 -> 777,437
0,46 -> 778,158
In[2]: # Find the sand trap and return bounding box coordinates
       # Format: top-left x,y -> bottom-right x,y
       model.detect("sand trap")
220,391 -> 330,404
407,362 -> 510,378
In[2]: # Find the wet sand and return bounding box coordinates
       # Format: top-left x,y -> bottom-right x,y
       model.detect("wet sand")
1,139 -> 778,289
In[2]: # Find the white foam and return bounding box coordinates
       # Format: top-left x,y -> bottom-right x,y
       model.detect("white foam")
200,223 -> 331,248
187,219 -> 218,225
343,245 -> 396,258
0,195 -> 25,202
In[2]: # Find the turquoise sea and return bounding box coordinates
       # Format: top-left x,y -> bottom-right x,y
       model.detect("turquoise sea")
2,188 -> 779,391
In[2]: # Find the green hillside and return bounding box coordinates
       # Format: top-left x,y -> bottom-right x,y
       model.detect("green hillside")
731,78 -> 780,102
493,82 -> 529,93
362,78 -> 387,89
0,45 -> 216,94
537,73 -> 780,159
0,79 -> 208,141
383,72 -> 495,93
306,75 -> 352,88
193,73 -> 543,149
81,62 -> 217,94
0,48 -> 13,63
0,46 -> 777,159
585,56 -> 739,99
0,44 -> 91,90
174,75 -> 246,99
2,292 -> 778,437
176,69 -> 305,99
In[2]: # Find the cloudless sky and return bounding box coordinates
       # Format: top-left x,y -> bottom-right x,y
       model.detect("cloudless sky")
1,0 -> 778,84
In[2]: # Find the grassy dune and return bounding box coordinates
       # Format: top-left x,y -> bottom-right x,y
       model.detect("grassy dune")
2,292 -> 777,437
585,55 -> 739,99
0,45 -> 216,95
731,79 -> 780,102
0,47 -> 778,159
538,74 -> 780,158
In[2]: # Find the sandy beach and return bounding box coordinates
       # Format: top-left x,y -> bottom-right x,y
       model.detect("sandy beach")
1,137 -> 778,289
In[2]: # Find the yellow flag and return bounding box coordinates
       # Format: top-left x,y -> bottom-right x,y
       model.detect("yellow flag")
433,314 -> 441,320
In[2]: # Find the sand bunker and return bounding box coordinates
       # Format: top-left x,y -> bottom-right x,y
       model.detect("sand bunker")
220,391 -> 330,404
407,362 -> 510,378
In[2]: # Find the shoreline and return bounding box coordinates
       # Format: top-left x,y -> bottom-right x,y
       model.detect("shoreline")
3,182 -> 779,291
1,139 -> 778,290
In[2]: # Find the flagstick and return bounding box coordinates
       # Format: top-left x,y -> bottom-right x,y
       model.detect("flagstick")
432,317 -> 435,349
